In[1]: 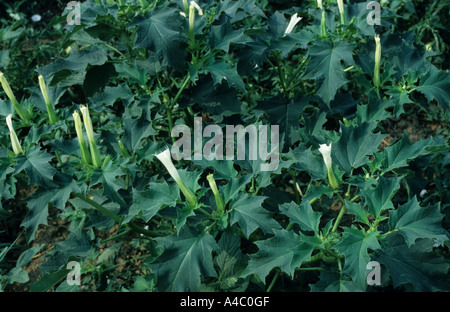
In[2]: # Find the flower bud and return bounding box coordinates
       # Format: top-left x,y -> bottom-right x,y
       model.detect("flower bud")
155,148 -> 197,207
0,72 -> 30,122
188,1 -> 203,41
337,0 -> 346,24
38,75 -> 57,125
207,174 -> 225,213
6,114 -> 23,155
80,106 -> 102,168
284,13 -> 302,35
73,110 -> 91,165
317,0 -> 323,9
373,34 -> 381,89
319,143 -> 339,189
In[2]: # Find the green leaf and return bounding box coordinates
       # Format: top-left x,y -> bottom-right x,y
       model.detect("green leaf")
376,234 -> 450,291
126,181 -> 180,223
256,96 -> 307,147
150,226 -> 218,291
305,41 -> 356,105
332,122 -> 386,174
123,113 -> 157,152
280,201 -> 321,234
130,7 -> 186,70
388,196 -> 449,247
21,178 -> 80,243
381,133 -> 441,173
212,20 -> 252,53
37,47 -> 108,86
204,60 -> 245,91
345,200 -> 370,226
89,158 -> 126,206
229,194 -> 281,239
14,146 -> 58,188
221,174 -> 252,204
335,227 -> 381,289
360,176 -> 402,217
285,145 -> 326,181
310,270 -> 364,292
416,69 -> 450,109
242,229 -> 319,282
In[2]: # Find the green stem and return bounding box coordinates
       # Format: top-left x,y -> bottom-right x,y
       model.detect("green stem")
171,75 -> 191,109
73,193 -> 122,223
196,207 -> 213,219
276,54 -> 288,96
166,107 -> 176,145
266,270 -> 280,292
331,192 -> 347,233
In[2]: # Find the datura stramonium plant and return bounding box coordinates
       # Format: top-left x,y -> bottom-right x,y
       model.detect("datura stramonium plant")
0,72 -> 30,123
73,110 -> 92,165
80,105 -> 102,168
156,148 -> 197,207
6,114 -> 23,155
318,143 -> 339,189
284,13 -> 302,35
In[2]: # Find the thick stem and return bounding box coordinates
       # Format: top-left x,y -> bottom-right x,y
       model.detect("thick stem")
331,193 -> 347,233
73,193 -> 122,223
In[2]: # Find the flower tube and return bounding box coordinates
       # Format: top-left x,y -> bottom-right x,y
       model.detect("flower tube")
373,34 -> 381,89
155,148 -> 197,207
0,72 -> 30,122
38,75 -> 57,125
337,0 -> 346,24
319,143 -> 339,189
207,174 -> 225,213
6,114 -> 23,155
284,13 -> 302,35
188,1 -> 203,41
73,110 -> 91,165
80,106 -> 102,168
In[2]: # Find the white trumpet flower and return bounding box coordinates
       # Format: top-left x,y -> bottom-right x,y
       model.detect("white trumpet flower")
155,148 -> 197,206
319,143 -> 339,189
6,114 -> 23,155
284,13 -> 302,35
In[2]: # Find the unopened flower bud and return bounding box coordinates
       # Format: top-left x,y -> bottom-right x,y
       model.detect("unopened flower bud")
6,114 -> 23,155
207,174 -> 225,213
80,106 -> 102,168
337,0 -> 346,24
373,34 -> 381,89
73,110 -> 91,165
0,72 -> 30,122
38,75 -> 57,125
